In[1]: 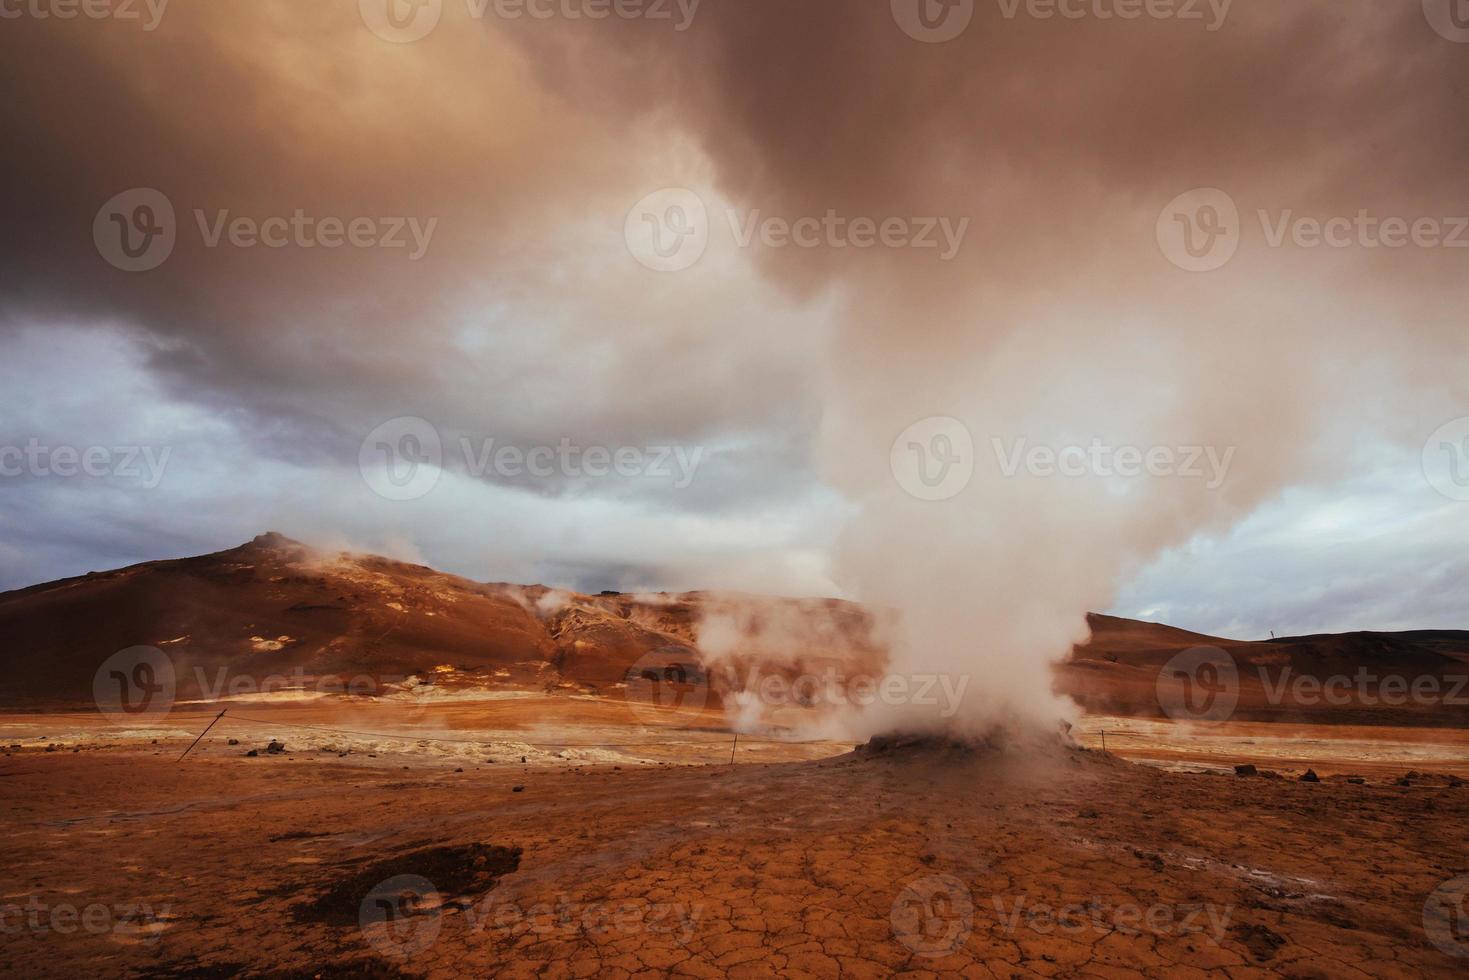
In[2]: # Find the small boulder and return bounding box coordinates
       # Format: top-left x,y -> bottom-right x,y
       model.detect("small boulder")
1347,776 -> 1366,785
245,749 -> 260,757
1300,769 -> 1320,783
266,740 -> 285,755
227,739 -> 240,746
1234,764 -> 1257,777
512,785 -> 525,793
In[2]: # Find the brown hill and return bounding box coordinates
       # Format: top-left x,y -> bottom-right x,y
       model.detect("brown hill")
2,536 -> 1465,725
1059,613 -> 1469,726
0,534 -> 881,707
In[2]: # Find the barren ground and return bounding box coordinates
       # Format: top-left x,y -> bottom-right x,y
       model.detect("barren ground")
3,698 -> 1468,978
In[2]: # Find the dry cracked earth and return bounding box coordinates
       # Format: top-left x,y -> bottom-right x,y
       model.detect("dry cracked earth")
2,738 -> 1468,978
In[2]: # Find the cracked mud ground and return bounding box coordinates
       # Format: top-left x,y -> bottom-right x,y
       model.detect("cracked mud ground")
2,742 -> 1466,978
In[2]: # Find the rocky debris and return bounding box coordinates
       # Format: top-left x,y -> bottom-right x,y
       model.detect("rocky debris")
227,739 -> 239,746
1234,764 -> 1257,777
1347,776 -> 1366,784
266,740 -> 285,755
512,785 -> 525,792
1300,769 -> 1320,782
245,749 -> 259,757
1236,922 -> 1288,961
295,842 -> 522,927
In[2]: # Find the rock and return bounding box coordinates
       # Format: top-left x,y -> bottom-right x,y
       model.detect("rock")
227,739 -> 239,746
245,749 -> 259,757
44,744 -> 55,753
1300,770 -> 1320,782
455,767 -> 464,773
1234,764 -> 1257,777
1347,776 -> 1366,785
512,785 -> 525,793
266,740 -> 285,754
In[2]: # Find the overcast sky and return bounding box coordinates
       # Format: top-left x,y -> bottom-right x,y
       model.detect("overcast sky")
2,1 -> 1466,642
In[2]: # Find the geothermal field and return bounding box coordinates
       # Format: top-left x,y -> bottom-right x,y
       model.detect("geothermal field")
2,536 -> 1468,977
5,1 -> 1469,977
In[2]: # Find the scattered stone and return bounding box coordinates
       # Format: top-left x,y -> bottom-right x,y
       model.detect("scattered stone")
512,785 -> 524,793
1236,923 -> 1287,961
454,768 -> 464,773
227,739 -> 240,746
1347,776 -> 1366,785
1300,769 -> 1320,782
245,749 -> 260,757
44,745 -> 56,753
1234,764 -> 1257,777
266,740 -> 285,755
520,756 -> 527,764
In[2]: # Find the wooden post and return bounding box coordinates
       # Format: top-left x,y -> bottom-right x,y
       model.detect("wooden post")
729,731 -> 738,765
178,709 -> 227,763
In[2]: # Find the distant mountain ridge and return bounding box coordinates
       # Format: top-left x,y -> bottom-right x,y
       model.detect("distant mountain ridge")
3,534 -> 1466,725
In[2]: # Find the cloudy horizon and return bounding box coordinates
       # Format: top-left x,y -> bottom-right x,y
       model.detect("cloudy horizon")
3,0 -> 1467,648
